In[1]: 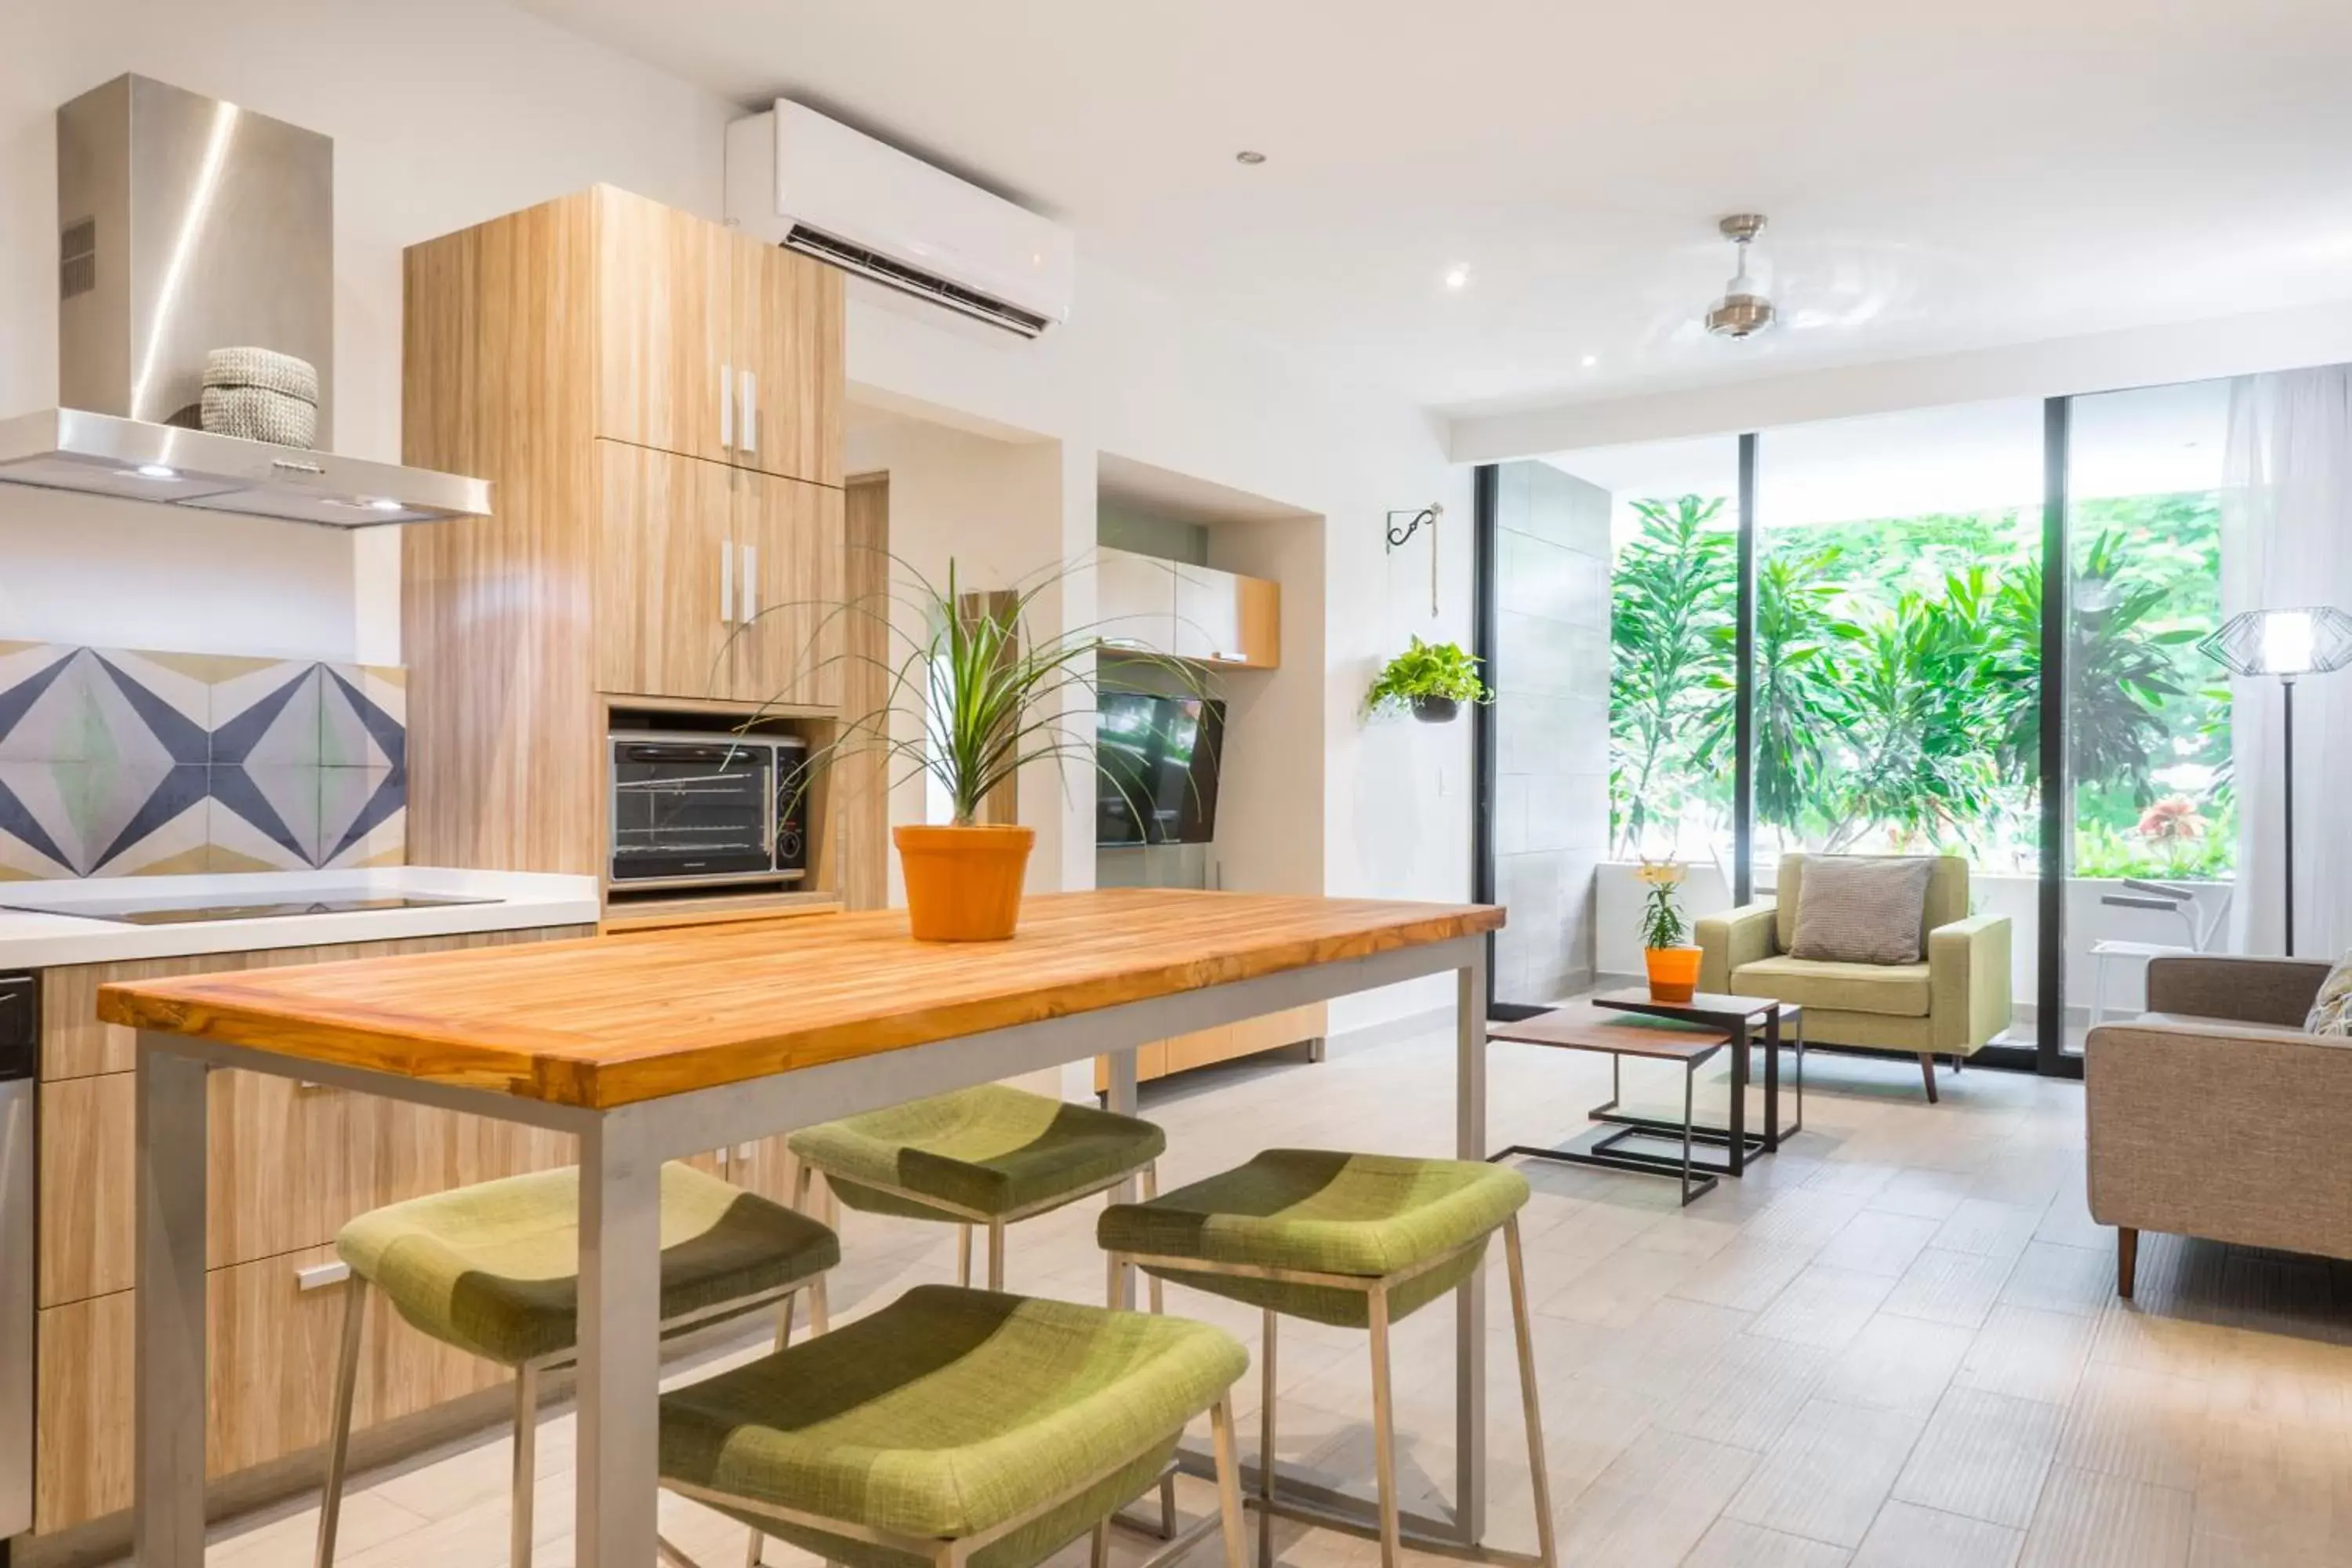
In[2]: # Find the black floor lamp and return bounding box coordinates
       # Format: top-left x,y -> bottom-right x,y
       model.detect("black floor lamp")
2200,605 -> 2352,955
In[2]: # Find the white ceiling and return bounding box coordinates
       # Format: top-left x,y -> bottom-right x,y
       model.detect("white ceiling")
517,0 -> 2352,416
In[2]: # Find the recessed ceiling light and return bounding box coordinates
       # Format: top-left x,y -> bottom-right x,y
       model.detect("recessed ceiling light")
1443,265 -> 1471,292
366,498 -> 405,512
1580,354 -> 1599,368
133,464 -> 177,480
1234,150 -> 1266,165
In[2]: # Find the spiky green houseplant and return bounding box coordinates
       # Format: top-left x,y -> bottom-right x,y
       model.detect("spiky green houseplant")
731,554 -> 1203,935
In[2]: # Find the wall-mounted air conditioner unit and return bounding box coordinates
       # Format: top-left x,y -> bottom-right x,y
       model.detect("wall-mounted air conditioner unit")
725,101 -> 1073,339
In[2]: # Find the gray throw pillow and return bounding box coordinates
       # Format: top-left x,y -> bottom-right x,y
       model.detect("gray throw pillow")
1790,856 -> 1937,965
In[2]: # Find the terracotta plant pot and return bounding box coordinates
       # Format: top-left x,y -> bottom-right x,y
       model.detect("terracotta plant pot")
1643,945 -> 1702,1004
895,823 -> 1036,941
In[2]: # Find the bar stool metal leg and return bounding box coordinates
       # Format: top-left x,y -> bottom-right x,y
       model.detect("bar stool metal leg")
314,1277 -> 369,1568
958,1225 -> 973,1287
1365,1284 -> 1400,1568
1258,1308 -> 1277,1568
986,1221 -> 1006,1290
1142,1163 -> 1165,1316
1210,1397 -> 1249,1568
1503,1219 -> 1558,1568
510,1362 -> 538,1568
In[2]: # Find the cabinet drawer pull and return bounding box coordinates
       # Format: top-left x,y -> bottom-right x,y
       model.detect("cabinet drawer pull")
720,542 -> 735,626
720,362 -> 735,448
740,544 -> 758,622
739,369 -> 758,455
296,1260 -> 352,1291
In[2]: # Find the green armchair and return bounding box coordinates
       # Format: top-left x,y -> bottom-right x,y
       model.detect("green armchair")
1695,853 -> 2013,1102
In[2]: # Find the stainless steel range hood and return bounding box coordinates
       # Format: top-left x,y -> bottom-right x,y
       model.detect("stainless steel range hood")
0,408 -> 486,524
0,75 -> 488,528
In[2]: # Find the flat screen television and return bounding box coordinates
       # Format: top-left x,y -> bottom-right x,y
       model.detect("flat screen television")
1096,691 -> 1225,846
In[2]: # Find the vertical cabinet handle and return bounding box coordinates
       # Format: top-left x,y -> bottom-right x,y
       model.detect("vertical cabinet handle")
739,369 -> 759,456
719,362 -> 735,448
720,541 -> 735,626
740,543 -> 759,622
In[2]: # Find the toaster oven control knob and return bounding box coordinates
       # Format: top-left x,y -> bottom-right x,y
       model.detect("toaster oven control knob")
779,827 -> 804,862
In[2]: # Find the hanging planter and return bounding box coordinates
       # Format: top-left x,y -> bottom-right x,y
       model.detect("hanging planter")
1364,636 -> 1490,721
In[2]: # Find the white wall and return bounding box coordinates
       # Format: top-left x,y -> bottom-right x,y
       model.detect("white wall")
850,276 -> 1475,1037
840,417 -> 1083,905
2,0 -> 729,661
1204,514 -> 1328,904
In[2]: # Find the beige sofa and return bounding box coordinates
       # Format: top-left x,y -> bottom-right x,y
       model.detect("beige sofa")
1695,854 -> 2013,1102
2085,954 -> 2352,1298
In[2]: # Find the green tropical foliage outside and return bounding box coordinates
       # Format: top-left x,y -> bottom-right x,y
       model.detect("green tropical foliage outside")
1608,491 -> 2231,879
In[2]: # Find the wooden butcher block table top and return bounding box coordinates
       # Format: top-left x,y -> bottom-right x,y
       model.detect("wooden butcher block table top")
99,889 -> 1502,1109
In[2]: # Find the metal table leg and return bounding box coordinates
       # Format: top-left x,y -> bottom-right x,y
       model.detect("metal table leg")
576,1111 -> 663,1568
135,1039 -> 209,1568
1726,1019 -> 1748,1177
1454,954 -> 1488,1546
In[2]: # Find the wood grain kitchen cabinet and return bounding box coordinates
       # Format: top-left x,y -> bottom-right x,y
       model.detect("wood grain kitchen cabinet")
594,439 -> 739,702
731,468 -> 846,707
592,187 -> 840,488
42,951 -> 257,1078
596,188 -> 733,465
34,1248 -> 511,1532
731,230 -> 844,487
405,184 -> 861,906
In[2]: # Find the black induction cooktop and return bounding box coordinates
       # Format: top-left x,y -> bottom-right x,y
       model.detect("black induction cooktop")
0,892 -> 497,927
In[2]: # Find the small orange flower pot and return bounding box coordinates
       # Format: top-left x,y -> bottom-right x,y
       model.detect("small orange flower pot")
1643,946 -> 1702,1004
895,823 -> 1035,941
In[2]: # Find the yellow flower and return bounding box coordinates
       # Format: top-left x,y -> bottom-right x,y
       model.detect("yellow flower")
1634,858 -> 1688,887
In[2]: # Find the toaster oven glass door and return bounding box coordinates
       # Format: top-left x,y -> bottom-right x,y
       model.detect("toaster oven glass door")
610,738 -> 776,885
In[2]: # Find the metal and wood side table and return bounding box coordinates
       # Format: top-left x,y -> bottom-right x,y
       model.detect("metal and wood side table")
1486,992 -> 1802,1206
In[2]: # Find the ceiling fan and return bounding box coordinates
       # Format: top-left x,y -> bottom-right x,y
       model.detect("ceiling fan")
1706,213 -> 1775,339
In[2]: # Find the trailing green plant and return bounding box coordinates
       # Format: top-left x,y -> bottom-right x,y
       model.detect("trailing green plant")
1364,635 -> 1490,713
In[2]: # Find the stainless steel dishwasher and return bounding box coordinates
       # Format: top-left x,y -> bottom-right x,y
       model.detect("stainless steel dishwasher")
0,972 -> 32,1552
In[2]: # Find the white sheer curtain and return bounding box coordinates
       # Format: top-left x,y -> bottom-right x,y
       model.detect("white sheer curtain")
2222,366 -> 2352,959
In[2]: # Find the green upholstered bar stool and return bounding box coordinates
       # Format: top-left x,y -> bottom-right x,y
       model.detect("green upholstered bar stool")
1098,1150 -> 1556,1568
787,1084 -> 1168,1298
660,1285 -> 1250,1568
313,1161 -> 839,1568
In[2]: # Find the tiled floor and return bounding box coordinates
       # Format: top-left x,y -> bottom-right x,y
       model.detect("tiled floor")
173,1021 -> 2352,1568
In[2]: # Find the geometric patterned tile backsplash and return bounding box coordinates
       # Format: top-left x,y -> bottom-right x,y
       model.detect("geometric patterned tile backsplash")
0,642 -> 406,880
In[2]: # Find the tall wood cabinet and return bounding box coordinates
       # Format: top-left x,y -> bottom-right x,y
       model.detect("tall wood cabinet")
402,185 -> 849,886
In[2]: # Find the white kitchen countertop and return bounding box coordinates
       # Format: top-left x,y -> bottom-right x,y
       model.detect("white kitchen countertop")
0,866 -> 601,970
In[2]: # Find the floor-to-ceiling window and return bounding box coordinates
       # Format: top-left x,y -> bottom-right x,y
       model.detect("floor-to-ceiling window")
1751,404 -> 2048,890
2058,380 -> 2234,1050
1476,376 -> 2246,1072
